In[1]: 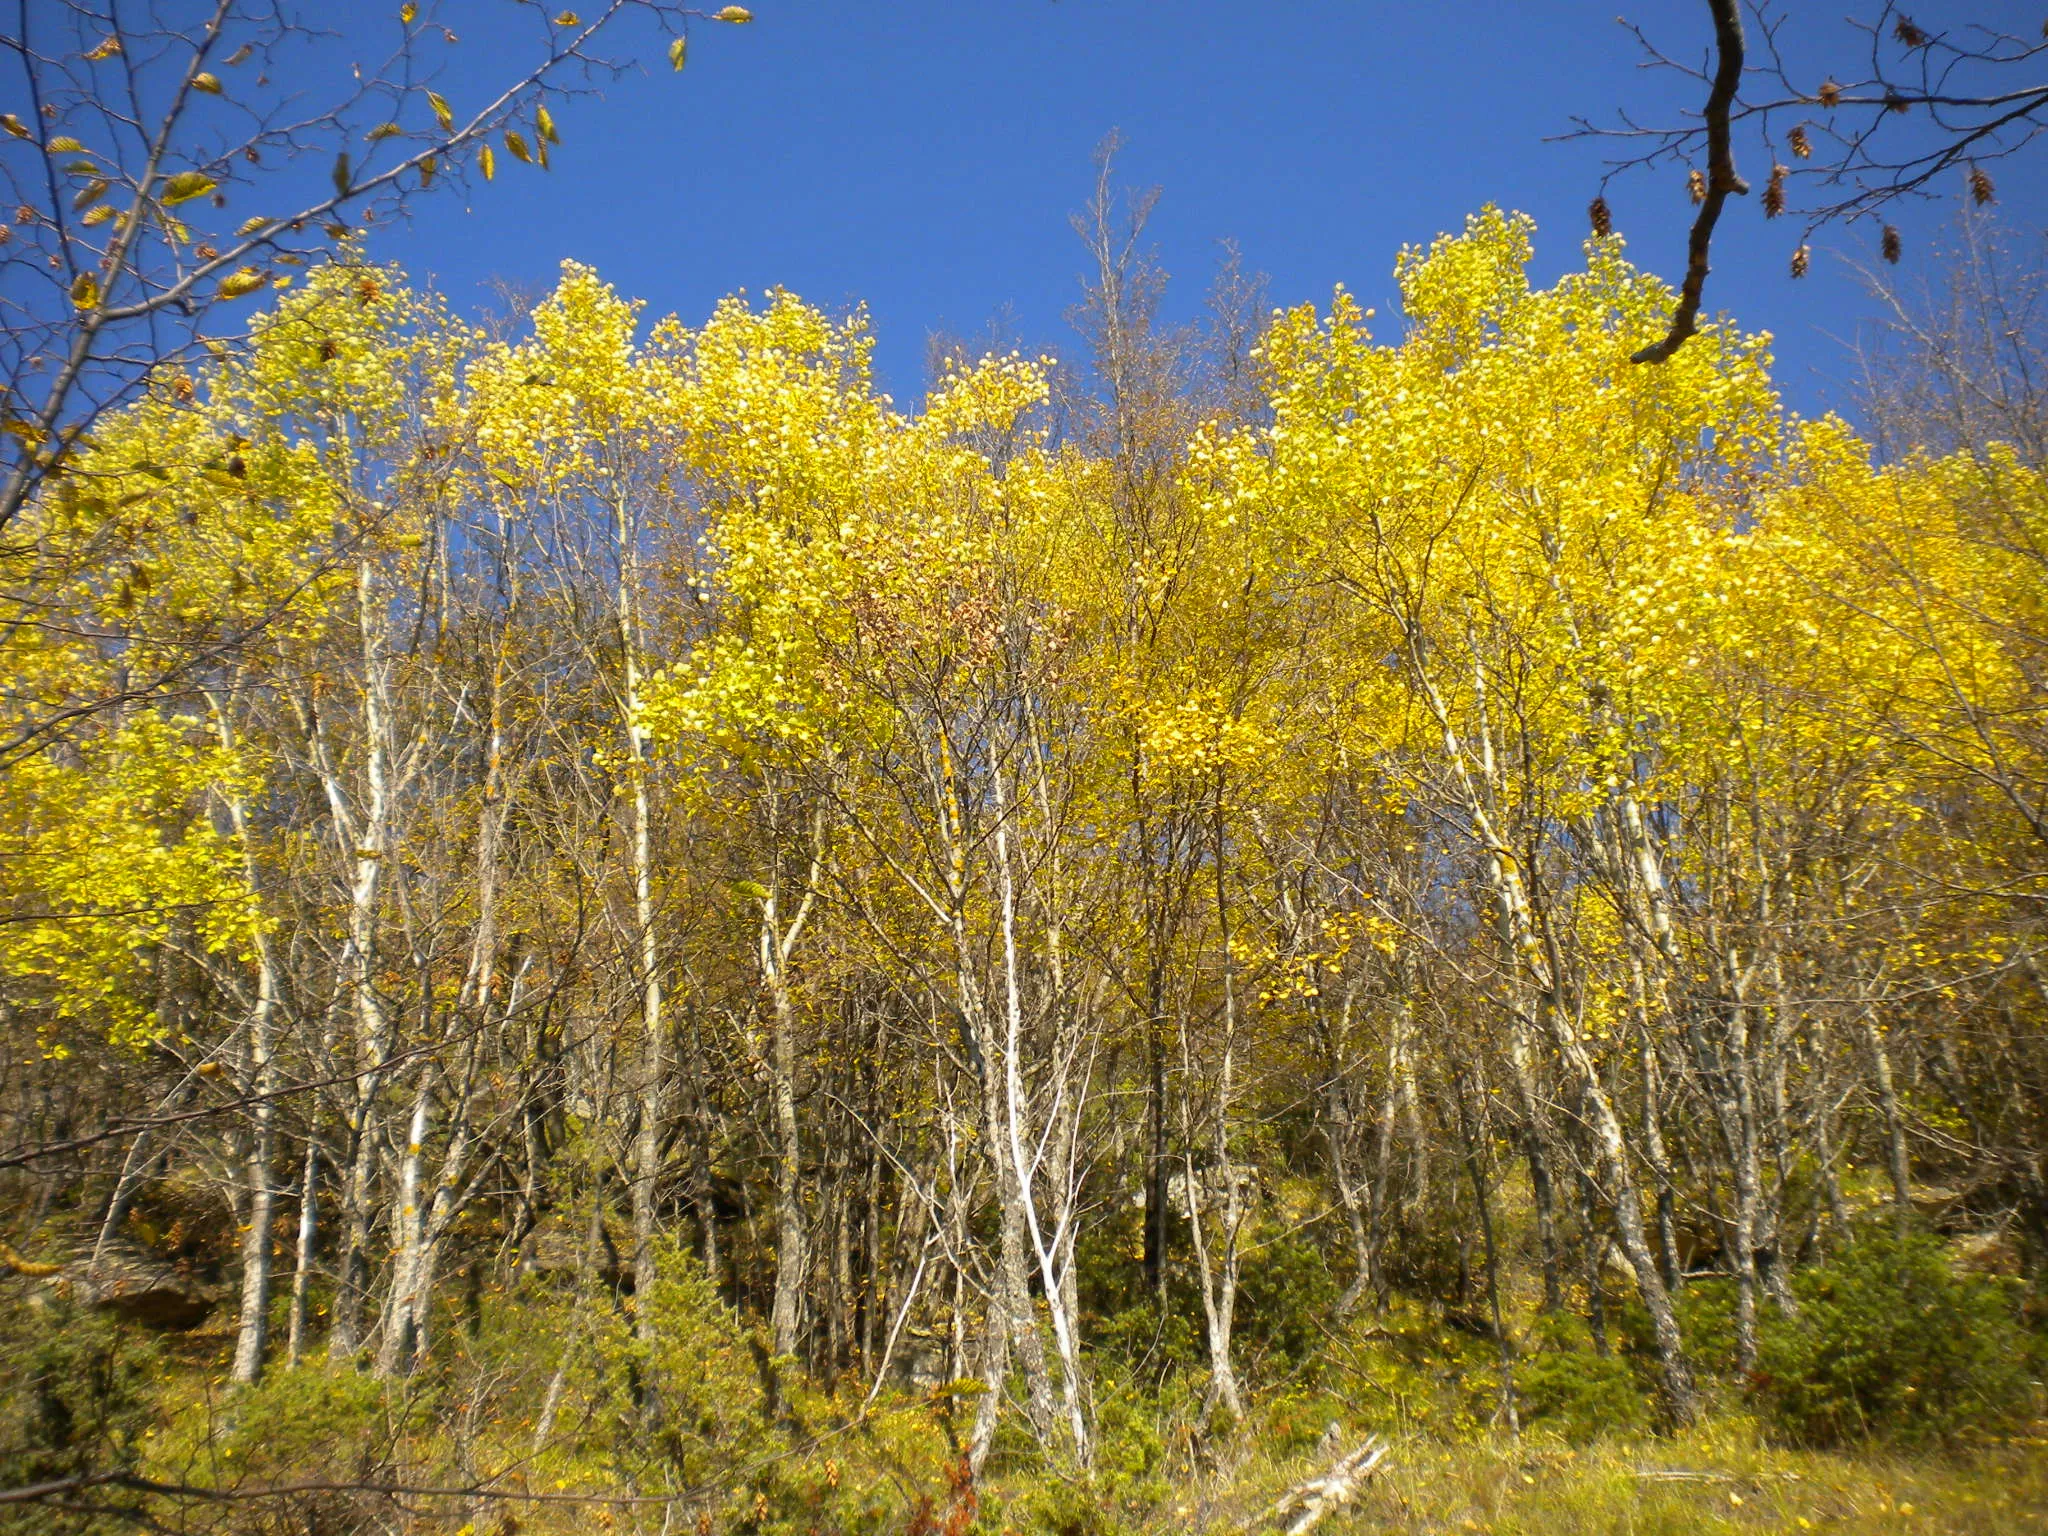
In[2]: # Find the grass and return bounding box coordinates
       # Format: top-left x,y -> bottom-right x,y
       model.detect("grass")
12,1223 -> 2046,1535
1151,1418 -> 2048,1536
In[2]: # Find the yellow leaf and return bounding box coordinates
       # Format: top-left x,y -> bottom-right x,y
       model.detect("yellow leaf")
0,1244 -> 63,1278
554,9 -> 581,23
0,114 -> 28,137
400,1 -> 417,20
504,129 -> 530,163
70,272 -> 99,309
191,72 -> 222,94
668,34 -> 687,69
426,90 -> 453,132
72,178 -> 109,211
217,266 -> 267,298
478,142 -> 494,181
46,136 -> 85,153
84,35 -> 122,61
715,5 -> 753,20
367,121 -> 403,142
419,155 -> 437,187
236,214 -> 268,235
536,104 -> 559,144
82,203 -> 114,226
160,170 -> 216,205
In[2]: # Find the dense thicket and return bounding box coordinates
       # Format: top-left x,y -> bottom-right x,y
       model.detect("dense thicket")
3,206 -> 2045,1530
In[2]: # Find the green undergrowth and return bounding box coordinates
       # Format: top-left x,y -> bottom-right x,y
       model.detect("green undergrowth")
4,1229 -> 2045,1535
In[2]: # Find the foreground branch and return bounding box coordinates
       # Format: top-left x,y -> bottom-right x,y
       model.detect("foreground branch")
1634,0 -> 1750,363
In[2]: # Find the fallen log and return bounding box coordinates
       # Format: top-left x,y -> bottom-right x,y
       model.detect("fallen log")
1248,1436 -> 1388,1536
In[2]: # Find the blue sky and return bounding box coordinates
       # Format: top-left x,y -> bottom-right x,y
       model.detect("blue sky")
368,0 -> 2048,421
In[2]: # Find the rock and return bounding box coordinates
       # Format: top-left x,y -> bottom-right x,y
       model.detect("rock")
68,1245 -> 217,1329
1167,1161 -> 1262,1216
3,1240 -> 217,1329
517,1213 -> 624,1285
1950,1228 -> 2021,1276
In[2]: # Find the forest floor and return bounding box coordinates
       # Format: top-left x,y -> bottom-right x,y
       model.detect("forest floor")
12,1227 -> 2046,1535
21,1327 -> 2048,1536
1185,1420 -> 2048,1535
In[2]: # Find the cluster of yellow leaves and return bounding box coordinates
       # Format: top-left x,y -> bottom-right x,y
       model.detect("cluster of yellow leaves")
3,258 -> 463,1044
1181,204 -> 2045,1038
637,294 -> 1052,776
0,717 -> 258,1050
1250,910 -> 1401,1009
1132,686 -> 1275,782
14,205 -> 2046,1052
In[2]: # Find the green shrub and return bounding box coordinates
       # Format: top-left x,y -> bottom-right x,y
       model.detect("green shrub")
1671,1275 -> 1741,1378
1513,1314 -> 1652,1442
593,1241 -> 780,1483
210,1362 -> 407,1481
1314,1300 -> 1500,1438
1086,1297 -> 1201,1384
1255,1385 -> 1354,1456
1233,1225 -> 1340,1378
1754,1226 -> 2036,1447
0,1290 -> 159,1491
146,1365 -> 429,1536
1008,1474 -> 1129,1536
1085,1368 -> 1175,1505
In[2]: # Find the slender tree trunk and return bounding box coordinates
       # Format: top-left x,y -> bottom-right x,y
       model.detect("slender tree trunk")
1183,771 -> 1246,1425
1323,984 -> 1378,1315
1864,1016 -> 1915,1223
1723,960 -> 1764,1376
762,795 -> 822,1360
766,937 -> 806,1359
376,1086 -> 434,1376
209,701 -> 287,1386
323,560 -> 400,1362
1629,957 -> 1684,1291
1456,1068 -> 1518,1434
1414,654 -> 1697,1422
994,760 -> 1090,1463
286,1140 -> 319,1366
1558,1020 -> 1697,1422
612,499 -> 667,1340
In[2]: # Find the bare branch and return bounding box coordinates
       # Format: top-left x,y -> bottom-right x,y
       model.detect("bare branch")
1633,0 -> 1749,364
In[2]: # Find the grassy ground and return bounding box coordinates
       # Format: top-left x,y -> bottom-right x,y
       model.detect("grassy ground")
16,1330 -> 2048,1534
1156,1419 -> 2048,1536
10,1221 -> 2047,1534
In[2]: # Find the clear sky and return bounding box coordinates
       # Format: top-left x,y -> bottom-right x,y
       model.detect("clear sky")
367,0 -> 2048,421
